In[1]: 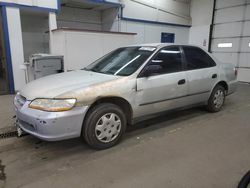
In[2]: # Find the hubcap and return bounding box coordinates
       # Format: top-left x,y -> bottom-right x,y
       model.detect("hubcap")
95,113 -> 121,143
213,90 -> 224,109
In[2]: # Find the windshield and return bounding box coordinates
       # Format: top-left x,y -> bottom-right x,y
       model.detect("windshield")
85,47 -> 156,76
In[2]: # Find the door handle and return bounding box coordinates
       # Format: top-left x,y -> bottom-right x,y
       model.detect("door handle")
178,79 -> 186,85
212,74 -> 217,79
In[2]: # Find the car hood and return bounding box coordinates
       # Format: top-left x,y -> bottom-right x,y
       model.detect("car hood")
20,70 -> 120,100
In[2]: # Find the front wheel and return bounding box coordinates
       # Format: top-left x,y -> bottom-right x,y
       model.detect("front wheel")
206,85 -> 226,113
82,103 -> 127,150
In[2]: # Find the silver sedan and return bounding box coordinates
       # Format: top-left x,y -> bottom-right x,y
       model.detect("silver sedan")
14,44 -> 237,149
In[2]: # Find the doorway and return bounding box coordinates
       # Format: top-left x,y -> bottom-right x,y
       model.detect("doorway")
0,7 -> 9,94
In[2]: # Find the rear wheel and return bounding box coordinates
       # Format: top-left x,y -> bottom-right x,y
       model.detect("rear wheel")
206,85 -> 226,112
83,103 -> 127,150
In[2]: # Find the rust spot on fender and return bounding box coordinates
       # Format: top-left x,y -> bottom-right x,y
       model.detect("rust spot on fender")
58,77 -> 135,106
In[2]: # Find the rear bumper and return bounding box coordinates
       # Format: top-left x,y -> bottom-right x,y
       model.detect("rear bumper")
15,101 -> 89,141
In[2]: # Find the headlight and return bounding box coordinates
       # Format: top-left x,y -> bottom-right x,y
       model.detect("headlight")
29,98 -> 77,112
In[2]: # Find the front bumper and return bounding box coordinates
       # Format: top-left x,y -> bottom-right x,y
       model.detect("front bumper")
14,101 -> 89,141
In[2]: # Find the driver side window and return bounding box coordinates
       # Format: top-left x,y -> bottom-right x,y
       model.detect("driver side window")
149,47 -> 183,75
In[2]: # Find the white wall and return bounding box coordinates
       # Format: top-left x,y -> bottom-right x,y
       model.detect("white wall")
56,1 -> 191,45
5,7 -> 26,91
121,0 -> 191,26
189,0 -> 213,50
57,6 -> 102,31
20,12 -> 49,60
190,0 -> 213,26
189,25 -> 210,49
101,0 -> 191,44
121,20 -> 189,44
102,8 -> 120,31
0,0 -> 58,10
51,29 -> 136,70
49,12 -> 57,54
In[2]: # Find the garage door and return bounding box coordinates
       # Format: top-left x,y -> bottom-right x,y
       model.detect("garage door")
211,0 -> 250,82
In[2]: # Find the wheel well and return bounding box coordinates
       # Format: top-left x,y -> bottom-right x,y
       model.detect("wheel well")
87,97 -> 133,125
217,81 -> 228,92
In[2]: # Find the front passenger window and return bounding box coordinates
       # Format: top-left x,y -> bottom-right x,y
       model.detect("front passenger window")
149,47 -> 182,75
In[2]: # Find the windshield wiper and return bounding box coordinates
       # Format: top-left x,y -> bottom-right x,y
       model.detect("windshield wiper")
82,68 -> 115,75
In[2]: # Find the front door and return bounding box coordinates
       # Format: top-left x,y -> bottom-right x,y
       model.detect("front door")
135,46 -> 188,118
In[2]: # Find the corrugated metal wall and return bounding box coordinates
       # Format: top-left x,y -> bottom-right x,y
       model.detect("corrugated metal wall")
211,0 -> 250,82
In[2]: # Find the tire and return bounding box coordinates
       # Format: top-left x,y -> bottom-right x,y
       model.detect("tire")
238,170 -> 250,188
206,85 -> 226,113
82,103 -> 127,150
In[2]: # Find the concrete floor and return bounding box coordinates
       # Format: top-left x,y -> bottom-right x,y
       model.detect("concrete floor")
0,83 -> 250,188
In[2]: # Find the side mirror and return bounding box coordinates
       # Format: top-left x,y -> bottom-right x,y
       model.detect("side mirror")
141,63 -> 162,77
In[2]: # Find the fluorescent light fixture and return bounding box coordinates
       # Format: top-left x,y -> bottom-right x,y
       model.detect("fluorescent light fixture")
218,43 -> 232,48
249,43 -> 250,47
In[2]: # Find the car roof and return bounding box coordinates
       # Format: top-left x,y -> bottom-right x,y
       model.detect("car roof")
128,43 -> 201,49
126,43 -> 218,62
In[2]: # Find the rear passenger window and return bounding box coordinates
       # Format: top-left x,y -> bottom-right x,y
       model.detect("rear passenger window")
150,47 -> 182,74
183,46 -> 216,70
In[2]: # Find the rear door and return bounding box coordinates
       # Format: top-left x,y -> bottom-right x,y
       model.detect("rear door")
182,46 -> 218,104
135,46 -> 188,117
